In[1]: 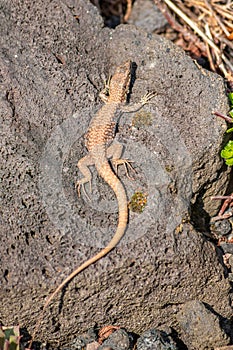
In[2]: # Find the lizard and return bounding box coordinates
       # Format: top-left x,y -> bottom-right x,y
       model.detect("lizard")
29,60 -> 155,348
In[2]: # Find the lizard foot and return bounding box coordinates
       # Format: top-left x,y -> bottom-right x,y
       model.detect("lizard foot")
99,75 -> 111,103
112,158 -> 136,180
140,91 -> 156,105
75,181 -> 92,200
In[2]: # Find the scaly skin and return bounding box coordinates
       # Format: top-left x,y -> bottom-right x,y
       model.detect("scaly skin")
29,61 -> 154,348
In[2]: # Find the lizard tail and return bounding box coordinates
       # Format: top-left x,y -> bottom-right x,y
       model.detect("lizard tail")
29,162 -> 127,348
97,161 -> 128,249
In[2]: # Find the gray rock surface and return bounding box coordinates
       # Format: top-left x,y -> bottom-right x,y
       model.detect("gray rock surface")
128,0 -> 167,33
0,0 -> 232,348
98,329 -> 130,350
177,300 -> 230,349
65,327 -> 97,350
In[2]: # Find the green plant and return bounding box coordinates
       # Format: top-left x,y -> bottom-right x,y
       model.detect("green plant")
221,140 -> 233,166
220,92 -> 233,165
0,325 -> 21,350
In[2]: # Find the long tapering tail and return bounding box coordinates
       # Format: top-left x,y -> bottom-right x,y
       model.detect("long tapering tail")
29,161 -> 127,348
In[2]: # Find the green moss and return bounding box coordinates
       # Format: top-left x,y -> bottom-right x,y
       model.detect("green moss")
129,191 -> 147,213
132,111 -> 153,128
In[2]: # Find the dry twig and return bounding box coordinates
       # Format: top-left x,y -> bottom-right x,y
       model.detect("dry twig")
124,0 -> 132,21
155,0 -> 233,83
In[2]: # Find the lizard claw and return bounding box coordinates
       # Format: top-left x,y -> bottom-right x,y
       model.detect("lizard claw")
75,181 -> 92,201
140,91 -> 156,105
99,75 -> 111,103
112,158 -> 136,180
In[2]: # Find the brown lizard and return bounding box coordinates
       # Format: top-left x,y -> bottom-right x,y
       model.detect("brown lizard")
29,60 -> 154,348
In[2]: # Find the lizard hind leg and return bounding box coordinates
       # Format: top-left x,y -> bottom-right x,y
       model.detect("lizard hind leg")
113,158 -> 136,180
76,153 -> 94,199
107,143 -> 136,180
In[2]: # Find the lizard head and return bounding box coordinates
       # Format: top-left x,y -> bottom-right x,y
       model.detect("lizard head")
108,60 -> 132,103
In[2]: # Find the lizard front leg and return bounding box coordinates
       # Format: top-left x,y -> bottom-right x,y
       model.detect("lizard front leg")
121,91 -> 156,113
76,153 -> 94,198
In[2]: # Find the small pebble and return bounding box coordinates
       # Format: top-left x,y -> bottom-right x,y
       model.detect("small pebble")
210,220 -> 231,237
177,300 -> 229,349
136,328 -> 178,350
86,341 -> 100,350
220,243 -> 233,254
227,272 -> 233,282
64,327 -> 97,350
98,329 -> 130,350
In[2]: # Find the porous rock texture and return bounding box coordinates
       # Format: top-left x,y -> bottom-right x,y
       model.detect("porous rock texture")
177,300 -> 230,349
0,0 -> 232,348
